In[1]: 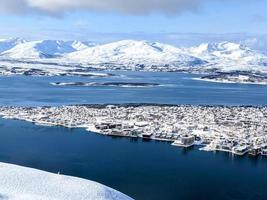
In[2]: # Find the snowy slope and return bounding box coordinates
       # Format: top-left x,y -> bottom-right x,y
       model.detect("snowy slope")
0,162 -> 133,200
66,40 -> 96,51
0,38 -> 26,53
1,40 -> 94,59
0,39 -> 267,74
66,40 -> 205,67
187,41 -> 267,69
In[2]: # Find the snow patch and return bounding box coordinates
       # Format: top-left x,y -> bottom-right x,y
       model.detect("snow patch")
0,162 -> 133,200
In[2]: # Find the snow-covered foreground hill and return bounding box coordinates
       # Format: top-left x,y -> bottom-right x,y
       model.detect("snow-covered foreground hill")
0,162 -> 133,200
0,38 -> 267,75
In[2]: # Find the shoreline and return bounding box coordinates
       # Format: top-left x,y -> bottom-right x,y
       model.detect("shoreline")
1,104 -> 267,158
3,103 -> 267,109
193,77 -> 267,86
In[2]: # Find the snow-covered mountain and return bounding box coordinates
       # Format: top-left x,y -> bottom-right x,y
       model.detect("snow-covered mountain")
0,38 -> 267,74
66,40 -> 205,67
0,38 -> 26,53
1,40 -> 94,59
70,40 -> 96,51
187,41 -> 267,67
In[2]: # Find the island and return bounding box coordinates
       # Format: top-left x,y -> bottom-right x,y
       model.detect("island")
197,71 -> 267,85
51,82 -> 161,87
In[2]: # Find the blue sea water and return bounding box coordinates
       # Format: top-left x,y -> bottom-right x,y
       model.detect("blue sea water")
0,71 -> 266,106
0,71 -> 267,200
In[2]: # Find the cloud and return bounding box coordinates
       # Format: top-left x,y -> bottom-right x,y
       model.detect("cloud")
0,0 -> 202,15
0,0 -> 28,14
242,35 -> 267,53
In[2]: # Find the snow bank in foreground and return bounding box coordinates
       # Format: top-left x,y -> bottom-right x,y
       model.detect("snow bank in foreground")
0,162 -> 133,200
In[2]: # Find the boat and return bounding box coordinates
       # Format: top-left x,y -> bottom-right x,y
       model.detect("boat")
142,132 -> 153,139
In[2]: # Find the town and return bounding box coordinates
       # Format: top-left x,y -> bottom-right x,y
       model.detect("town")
1,104 -> 267,157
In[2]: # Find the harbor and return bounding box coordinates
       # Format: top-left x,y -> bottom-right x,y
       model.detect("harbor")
1,104 -> 267,157
1,117 -> 267,200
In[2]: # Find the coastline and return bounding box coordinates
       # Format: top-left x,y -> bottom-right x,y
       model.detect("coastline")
192,77 -> 267,85
1,104 -> 267,157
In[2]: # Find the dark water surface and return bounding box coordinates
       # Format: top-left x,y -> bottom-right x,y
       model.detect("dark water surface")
0,71 -> 267,200
0,118 -> 267,200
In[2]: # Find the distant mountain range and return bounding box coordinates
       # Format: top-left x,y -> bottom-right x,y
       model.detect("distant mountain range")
186,42 -> 267,71
0,38 -> 26,53
0,38 -> 267,74
0,39 -> 95,59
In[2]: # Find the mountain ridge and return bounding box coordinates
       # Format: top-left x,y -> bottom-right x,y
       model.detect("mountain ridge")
0,38 -> 266,73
